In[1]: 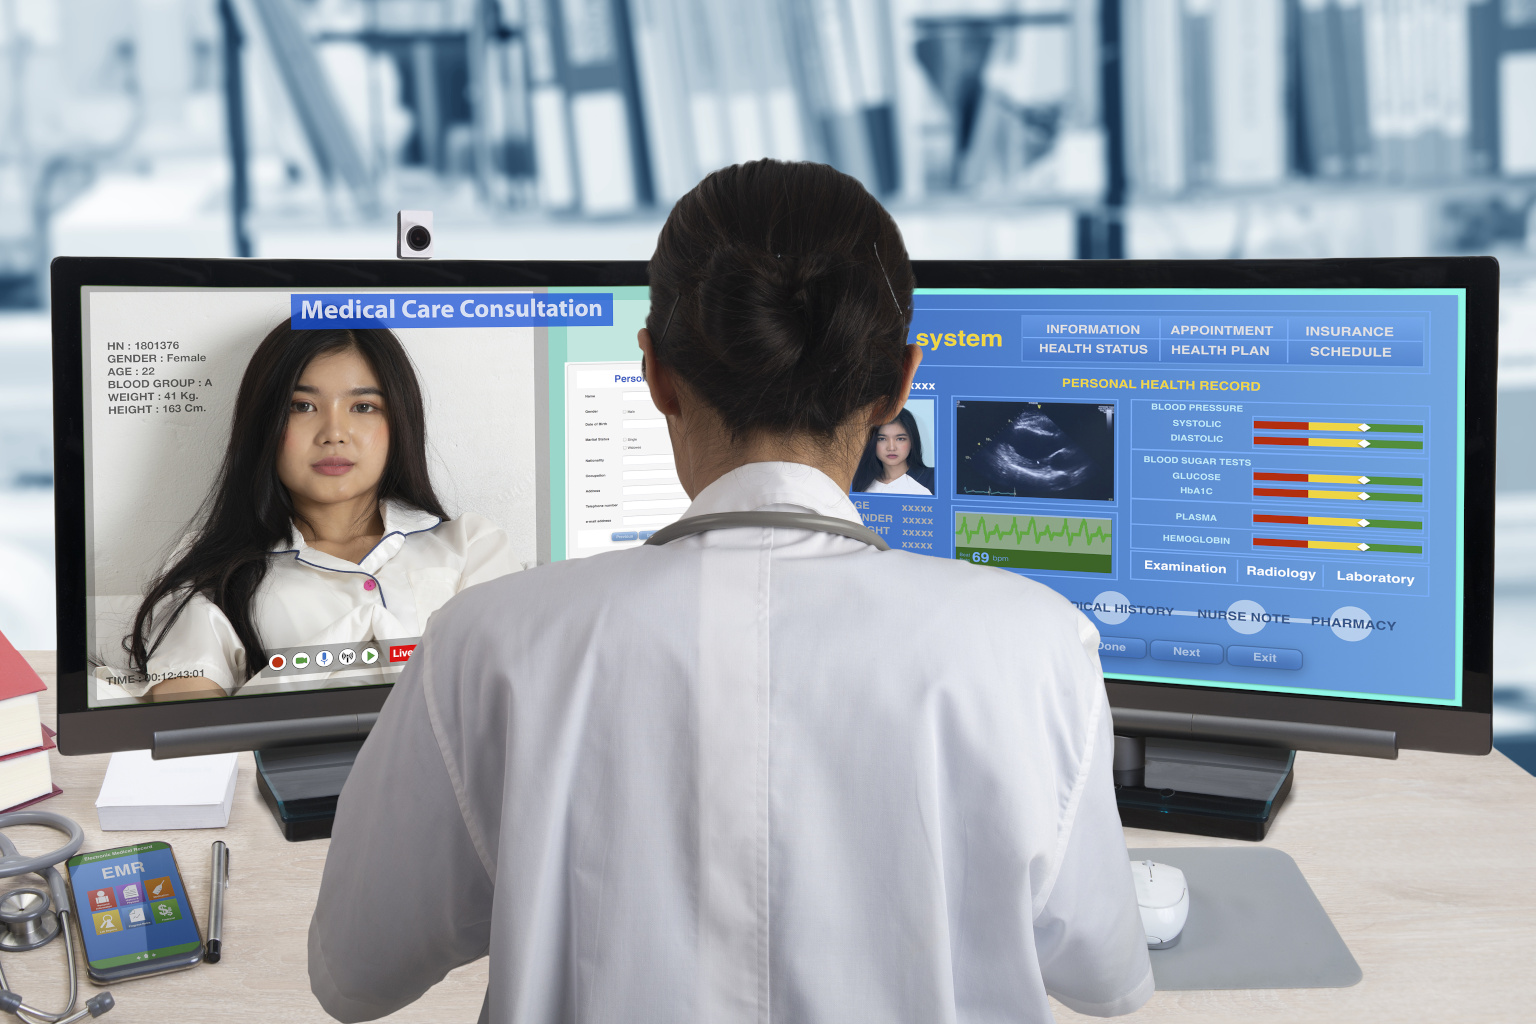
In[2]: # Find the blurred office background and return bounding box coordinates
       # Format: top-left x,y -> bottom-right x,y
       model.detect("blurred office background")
1,0 -> 1534,767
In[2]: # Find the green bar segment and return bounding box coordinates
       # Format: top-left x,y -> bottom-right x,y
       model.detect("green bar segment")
1364,423 -> 1423,432
1362,439 -> 1423,449
1362,476 -> 1423,485
1359,519 -> 1421,530
1366,492 -> 1422,502
1361,543 -> 1423,554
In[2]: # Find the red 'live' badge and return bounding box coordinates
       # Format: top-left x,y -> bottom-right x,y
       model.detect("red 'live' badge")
389,644 -> 417,663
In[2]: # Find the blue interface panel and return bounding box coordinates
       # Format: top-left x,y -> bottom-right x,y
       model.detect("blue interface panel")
856,289 -> 1466,706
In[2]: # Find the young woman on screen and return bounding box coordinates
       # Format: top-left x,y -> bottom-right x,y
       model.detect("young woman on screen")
852,406 -> 934,494
123,321 -> 517,701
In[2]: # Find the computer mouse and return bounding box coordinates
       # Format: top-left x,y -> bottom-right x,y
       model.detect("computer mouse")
1131,859 -> 1188,949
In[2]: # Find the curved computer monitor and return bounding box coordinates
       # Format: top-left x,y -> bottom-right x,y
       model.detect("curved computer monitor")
52,256 -> 1494,756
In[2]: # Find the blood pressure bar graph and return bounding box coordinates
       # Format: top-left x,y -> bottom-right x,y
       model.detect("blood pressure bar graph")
1255,537 -> 1422,554
954,512 -> 1112,573
1254,435 -> 1423,449
1254,514 -> 1421,530
1252,419 -> 1424,450
1253,420 -> 1423,433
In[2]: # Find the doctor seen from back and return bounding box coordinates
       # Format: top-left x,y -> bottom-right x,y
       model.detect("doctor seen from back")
309,159 -> 1154,1024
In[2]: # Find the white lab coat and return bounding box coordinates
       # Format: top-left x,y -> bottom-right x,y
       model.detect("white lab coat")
125,501 -> 518,696
309,462 -> 1153,1023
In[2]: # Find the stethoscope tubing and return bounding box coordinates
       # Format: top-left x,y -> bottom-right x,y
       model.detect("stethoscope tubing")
0,812 -> 108,1023
644,511 -> 891,550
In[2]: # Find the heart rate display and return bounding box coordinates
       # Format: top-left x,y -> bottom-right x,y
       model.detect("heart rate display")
954,513 -> 1113,573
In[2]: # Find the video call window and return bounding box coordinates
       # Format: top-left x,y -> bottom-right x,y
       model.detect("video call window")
82,287 -> 573,707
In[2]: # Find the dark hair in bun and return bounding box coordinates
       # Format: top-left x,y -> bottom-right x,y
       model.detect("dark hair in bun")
646,159 -> 914,440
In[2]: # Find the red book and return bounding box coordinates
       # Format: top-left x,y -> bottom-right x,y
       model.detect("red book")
0,630 -> 45,758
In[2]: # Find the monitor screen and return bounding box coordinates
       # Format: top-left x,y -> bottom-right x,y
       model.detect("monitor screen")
552,285 -> 1468,710
54,258 -> 1494,754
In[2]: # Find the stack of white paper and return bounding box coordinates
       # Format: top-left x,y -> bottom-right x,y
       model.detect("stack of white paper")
94,750 -> 240,831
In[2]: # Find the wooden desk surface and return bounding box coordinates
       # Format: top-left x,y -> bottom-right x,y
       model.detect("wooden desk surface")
16,652 -> 1536,1023
13,653 -> 487,1023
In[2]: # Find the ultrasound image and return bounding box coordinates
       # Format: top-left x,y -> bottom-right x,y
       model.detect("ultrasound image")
955,401 -> 1115,500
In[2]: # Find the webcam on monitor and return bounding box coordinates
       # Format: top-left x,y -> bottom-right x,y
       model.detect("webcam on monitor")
396,210 -> 433,259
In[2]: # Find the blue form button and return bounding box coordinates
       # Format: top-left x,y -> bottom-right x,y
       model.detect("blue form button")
637,530 -> 656,540
1228,645 -> 1303,670
1098,636 -> 1147,659
1149,640 -> 1224,664
610,531 -> 638,542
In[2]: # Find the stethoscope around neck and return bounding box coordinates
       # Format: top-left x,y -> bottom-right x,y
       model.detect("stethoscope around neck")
644,511 -> 890,550
0,812 -> 114,1023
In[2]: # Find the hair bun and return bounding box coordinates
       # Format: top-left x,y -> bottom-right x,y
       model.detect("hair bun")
646,160 -> 913,438
697,243 -> 847,380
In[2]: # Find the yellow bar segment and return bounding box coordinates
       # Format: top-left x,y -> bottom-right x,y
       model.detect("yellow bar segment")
1307,421 -> 1367,431
1307,474 -> 1366,484
1308,437 -> 1367,448
1309,490 -> 1364,500
1309,517 -> 1367,527
1309,540 -> 1366,551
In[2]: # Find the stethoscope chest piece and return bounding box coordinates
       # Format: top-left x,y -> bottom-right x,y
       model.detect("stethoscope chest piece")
0,888 -> 59,952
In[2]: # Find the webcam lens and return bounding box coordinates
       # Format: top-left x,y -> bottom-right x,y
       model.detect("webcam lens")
406,225 -> 431,251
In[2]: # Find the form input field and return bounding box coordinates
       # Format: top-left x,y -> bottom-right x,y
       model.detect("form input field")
624,469 -> 678,480
623,498 -> 691,511
624,484 -> 686,495
622,392 -> 654,402
624,514 -> 682,527
623,418 -> 666,428
623,454 -> 674,465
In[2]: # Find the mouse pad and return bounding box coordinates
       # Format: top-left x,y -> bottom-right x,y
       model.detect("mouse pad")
1126,846 -> 1361,990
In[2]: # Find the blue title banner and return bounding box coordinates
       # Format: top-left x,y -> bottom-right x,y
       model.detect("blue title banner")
290,293 -> 614,328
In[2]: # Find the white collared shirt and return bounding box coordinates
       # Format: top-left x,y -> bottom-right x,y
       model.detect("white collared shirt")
312,462 -> 1153,1023
133,501 -> 518,696
863,471 -> 933,495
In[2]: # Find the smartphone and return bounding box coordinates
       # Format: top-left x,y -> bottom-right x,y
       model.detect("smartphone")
65,841 -> 203,983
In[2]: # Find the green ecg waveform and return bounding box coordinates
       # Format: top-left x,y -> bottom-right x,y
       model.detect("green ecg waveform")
954,514 -> 1112,554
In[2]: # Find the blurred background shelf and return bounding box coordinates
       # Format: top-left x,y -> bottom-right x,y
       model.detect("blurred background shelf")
1,0 -> 1534,769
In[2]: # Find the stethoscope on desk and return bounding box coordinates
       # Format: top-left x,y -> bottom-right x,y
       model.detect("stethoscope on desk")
644,511 -> 891,550
0,812 -> 114,1023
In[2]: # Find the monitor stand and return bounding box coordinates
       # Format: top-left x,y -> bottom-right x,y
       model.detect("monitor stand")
1112,735 -> 1296,842
253,741 -> 362,841
151,713 -> 378,842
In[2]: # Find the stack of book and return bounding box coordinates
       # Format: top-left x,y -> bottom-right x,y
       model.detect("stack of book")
0,631 -> 60,812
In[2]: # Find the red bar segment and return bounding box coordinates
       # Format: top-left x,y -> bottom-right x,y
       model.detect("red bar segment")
1254,472 -> 1307,482
1254,537 -> 1309,548
1253,420 -> 1310,429
1254,514 -> 1308,524
1254,488 -> 1308,498
1254,436 -> 1309,446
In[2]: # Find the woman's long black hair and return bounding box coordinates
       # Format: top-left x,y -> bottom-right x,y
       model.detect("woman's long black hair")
853,406 -> 933,492
127,320 -> 447,681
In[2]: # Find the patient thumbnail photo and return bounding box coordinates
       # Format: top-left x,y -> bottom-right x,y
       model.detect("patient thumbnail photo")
853,399 -> 936,496
954,400 -> 1115,501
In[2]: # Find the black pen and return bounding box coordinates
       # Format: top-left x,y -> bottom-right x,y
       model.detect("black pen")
206,841 -> 228,963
